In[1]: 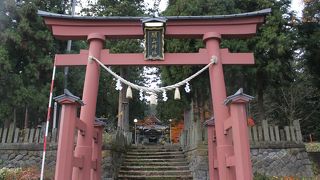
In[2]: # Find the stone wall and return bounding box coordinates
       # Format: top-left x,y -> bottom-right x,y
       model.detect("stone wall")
0,143 -> 126,179
183,143 -> 314,179
184,144 -> 209,180
250,142 -> 313,177
101,145 -> 126,180
0,144 -> 57,169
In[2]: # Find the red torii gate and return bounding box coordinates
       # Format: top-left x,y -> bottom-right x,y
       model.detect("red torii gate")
39,8 -> 270,180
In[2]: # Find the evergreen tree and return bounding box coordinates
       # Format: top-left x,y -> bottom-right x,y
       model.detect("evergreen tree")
0,0 -> 65,127
158,0 -> 297,124
295,0 -> 320,139
81,0 -> 148,128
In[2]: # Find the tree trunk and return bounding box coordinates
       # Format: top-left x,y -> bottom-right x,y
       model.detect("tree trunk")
24,106 -> 28,128
256,70 -> 266,122
117,68 -> 129,131
13,108 -> 16,127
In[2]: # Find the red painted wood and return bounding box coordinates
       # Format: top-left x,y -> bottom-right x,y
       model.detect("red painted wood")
54,49 -> 254,66
54,100 -> 80,180
72,34 -> 105,180
40,8 -> 267,180
205,33 -> 236,180
207,126 -> 216,179
91,125 -> 104,180
228,100 -> 253,180
43,16 -> 265,40
220,49 -> 254,65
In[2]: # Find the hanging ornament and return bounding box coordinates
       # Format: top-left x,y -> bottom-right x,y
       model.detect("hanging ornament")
126,86 -> 132,99
139,89 -> 144,101
150,93 -> 157,105
174,87 -> 181,100
185,82 -> 191,93
115,79 -> 123,91
162,91 -> 168,101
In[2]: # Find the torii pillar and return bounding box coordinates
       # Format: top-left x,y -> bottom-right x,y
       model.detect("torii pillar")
204,32 -> 235,179
72,34 -> 105,180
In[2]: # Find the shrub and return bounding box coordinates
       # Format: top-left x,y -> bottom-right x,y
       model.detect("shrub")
0,167 -> 53,180
254,173 -> 271,180
305,143 -> 320,152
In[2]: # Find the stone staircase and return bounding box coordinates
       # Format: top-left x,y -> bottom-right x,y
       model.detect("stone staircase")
118,145 -> 193,180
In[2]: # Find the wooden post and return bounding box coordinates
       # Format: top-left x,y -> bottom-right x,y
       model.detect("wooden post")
284,126 -> 291,141
91,120 -> 105,180
7,123 -> 15,143
204,118 -> 218,180
258,126 -> 263,141
35,127 -> 41,143
205,32 -> 235,179
13,128 -> 20,143
29,128 -> 35,143
73,34 -> 105,180
290,126 -> 296,142
54,90 -> 84,180
23,128 -> 30,143
248,127 -> 253,142
0,128 -> 2,141
252,126 -> 258,142
262,120 -> 269,141
293,120 -> 303,142
225,89 -> 254,180
274,126 -> 280,142
40,122 -> 46,143
280,129 -> 285,141
1,127 -> 8,143
269,126 -> 275,142
52,128 -> 57,143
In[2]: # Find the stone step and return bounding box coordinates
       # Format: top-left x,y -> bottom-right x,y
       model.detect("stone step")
124,158 -> 186,162
127,151 -> 183,156
120,165 -> 190,171
118,145 -> 192,179
130,145 -> 181,149
125,154 -> 185,159
117,175 -> 193,179
129,149 -> 181,153
122,161 -> 189,166
118,170 -> 192,176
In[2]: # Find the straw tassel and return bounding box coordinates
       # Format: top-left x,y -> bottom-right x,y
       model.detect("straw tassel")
126,86 -> 132,99
174,88 -> 181,100
150,94 -> 157,105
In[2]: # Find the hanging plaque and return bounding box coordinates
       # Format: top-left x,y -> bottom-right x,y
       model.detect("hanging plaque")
144,27 -> 164,60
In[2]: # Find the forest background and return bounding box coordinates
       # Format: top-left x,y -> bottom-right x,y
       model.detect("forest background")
0,0 -> 319,140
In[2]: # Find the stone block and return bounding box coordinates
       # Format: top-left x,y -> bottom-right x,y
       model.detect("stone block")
15,154 -> 23,161
251,149 -> 258,156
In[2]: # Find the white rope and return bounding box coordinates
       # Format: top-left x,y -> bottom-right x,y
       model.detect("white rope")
89,56 -> 216,93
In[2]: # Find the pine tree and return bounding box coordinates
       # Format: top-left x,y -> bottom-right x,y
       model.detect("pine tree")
158,0 -> 297,124
0,0 -> 65,127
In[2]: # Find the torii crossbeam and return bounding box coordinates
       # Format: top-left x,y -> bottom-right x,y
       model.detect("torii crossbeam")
39,8 -> 270,180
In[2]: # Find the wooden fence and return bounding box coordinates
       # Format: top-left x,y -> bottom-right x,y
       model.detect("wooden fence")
179,119 -> 304,148
0,123 -> 58,144
0,119 -> 304,145
0,122 -> 133,146
248,120 -> 303,143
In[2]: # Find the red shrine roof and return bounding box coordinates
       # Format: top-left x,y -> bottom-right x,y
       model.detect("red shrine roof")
38,9 -> 271,40
136,115 -> 162,126
136,116 -> 167,131
38,9 -> 271,21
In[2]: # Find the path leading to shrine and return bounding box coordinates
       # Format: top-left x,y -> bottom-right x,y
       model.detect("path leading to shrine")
118,145 -> 192,179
